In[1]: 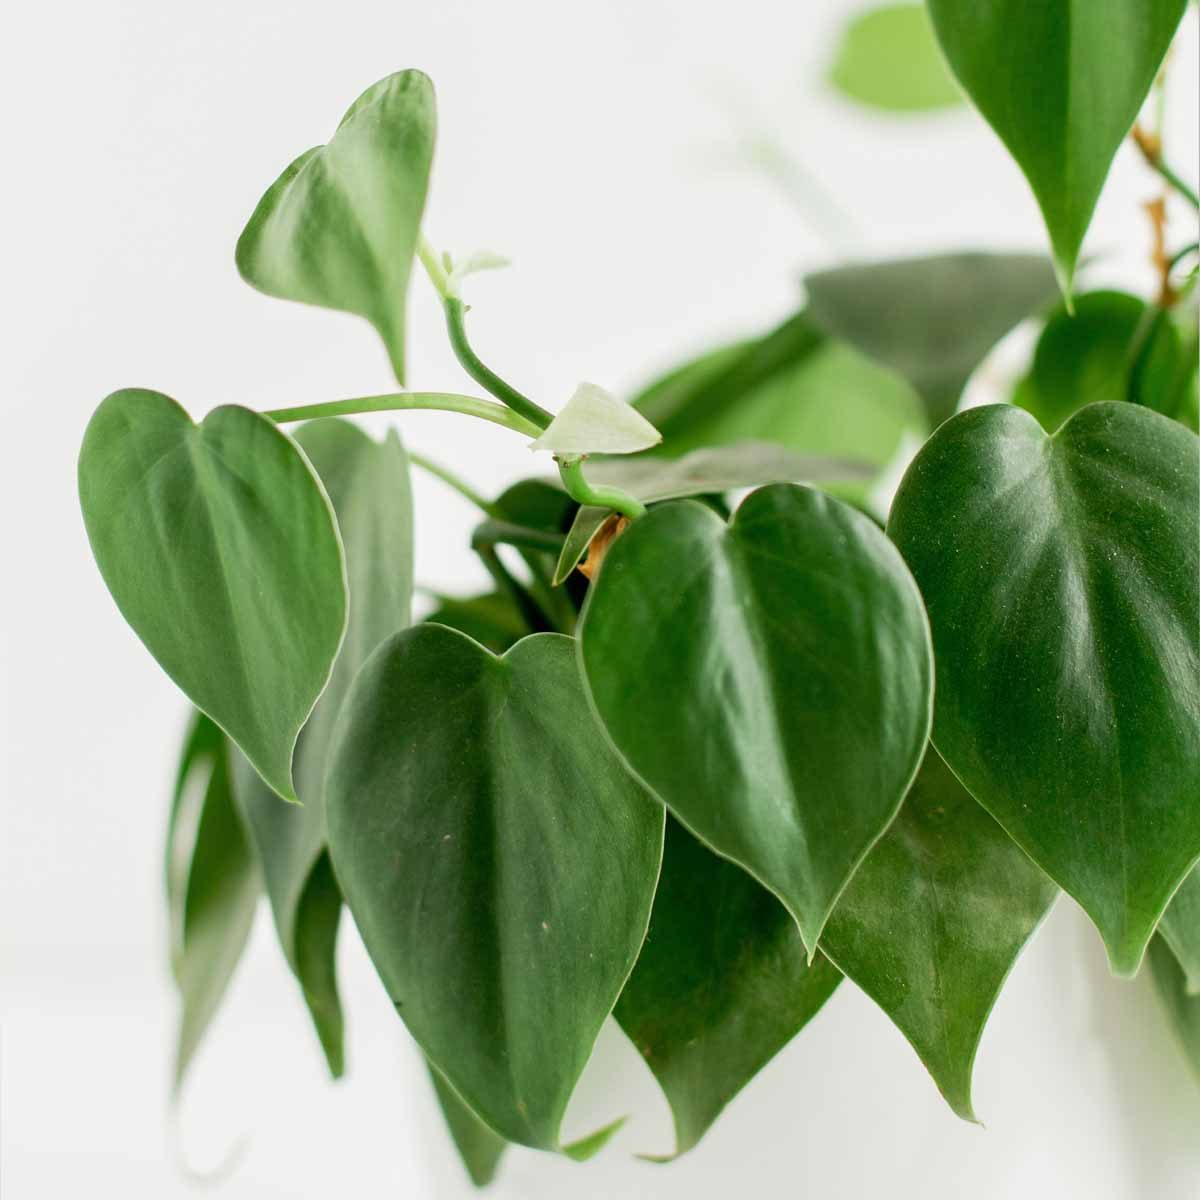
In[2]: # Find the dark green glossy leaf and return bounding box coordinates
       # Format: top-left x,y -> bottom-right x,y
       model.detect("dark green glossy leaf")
424,591 -> 529,654
926,0 -> 1187,292
1013,290 -> 1152,430
1148,935 -> 1200,1081
889,402 -> 1200,975
236,71 -> 435,382
429,1063 -> 507,1188
579,484 -> 933,954
631,311 -> 926,470
829,3 -> 962,112
804,252 -> 1058,426
615,818 -> 841,1158
1160,868 -> 1200,995
232,418 -> 414,1076
79,389 -> 347,802
326,627 -> 664,1149
822,747 -> 1056,1121
166,712 -> 260,1090
553,441 -> 876,584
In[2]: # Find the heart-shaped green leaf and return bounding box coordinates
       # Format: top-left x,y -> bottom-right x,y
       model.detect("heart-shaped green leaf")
804,252 -> 1058,426
231,418 -> 413,1076
822,747 -> 1056,1121
926,0 -> 1187,292
236,70 -> 435,383
578,484 -> 933,954
326,627 -> 664,1149
615,818 -> 841,1158
553,441 -> 875,584
1148,934 -> 1200,1081
428,1062 -> 507,1188
1160,868 -> 1200,995
79,389 -> 347,801
166,712 -> 260,1090
828,3 -> 963,112
889,402 -> 1200,975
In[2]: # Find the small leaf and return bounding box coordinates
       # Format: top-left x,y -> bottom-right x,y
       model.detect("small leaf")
821,747 -> 1057,1121
804,252 -> 1058,426
615,818 -> 841,1157
231,418 -> 414,1076
1160,868 -> 1200,995
633,311 -> 927,470
829,4 -> 962,112
79,389 -> 347,801
1148,935 -> 1200,1081
428,1063 -> 507,1188
578,484 -> 933,955
236,71 -> 435,382
888,402 -> 1200,975
554,440 -> 875,584
1013,290 -> 1155,431
530,383 -> 663,455
166,713 -> 260,1090
926,0 -> 1188,293
446,250 -> 511,298
326,627 -> 664,1149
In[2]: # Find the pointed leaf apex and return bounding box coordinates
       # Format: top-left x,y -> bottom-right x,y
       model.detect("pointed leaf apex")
530,383 -> 663,455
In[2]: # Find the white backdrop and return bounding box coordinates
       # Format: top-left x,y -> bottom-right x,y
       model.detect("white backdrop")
3,2 -> 1198,1196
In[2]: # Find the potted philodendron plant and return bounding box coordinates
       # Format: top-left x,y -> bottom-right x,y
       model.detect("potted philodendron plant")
79,0 -> 1198,1189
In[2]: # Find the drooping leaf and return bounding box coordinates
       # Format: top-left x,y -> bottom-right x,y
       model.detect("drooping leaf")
424,591 -> 529,654
804,252 -> 1058,426
166,712 -> 260,1090
615,818 -> 841,1158
231,418 -> 414,1076
428,1063 -> 507,1188
553,440 -> 875,584
821,746 -> 1056,1121
1160,868 -> 1200,995
578,484 -> 933,954
631,311 -> 927,471
78,389 -> 347,802
326,627 -> 664,1149
1148,935 -> 1200,1081
828,3 -> 962,112
236,71 -> 436,382
888,402 -> 1200,976
1013,290 -> 1155,430
926,0 -> 1187,293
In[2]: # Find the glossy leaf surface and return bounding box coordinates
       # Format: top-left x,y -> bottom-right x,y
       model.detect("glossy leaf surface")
579,484 -> 933,953
554,440 -> 875,584
927,0 -> 1187,291
166,713 -> 260,1089
1160,868 -> 1200,995
889,403 -> 1200,975
236,71 -> 435,382
326,627 -> 664,1149
1148,935 -> 1200,1080
79,389 -> 347,801
822,747 -> 1056,1120
829,3 -> 961,112
804,252 -> 1057,425
429,1064 -> 507,1188
632,311 -> 926,470
616,819 -> 841,1157
232,419 -> 413,1075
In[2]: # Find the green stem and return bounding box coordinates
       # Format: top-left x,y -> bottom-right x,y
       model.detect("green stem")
1152,159 -> 1200,211
444,299 -> 553,430
263,392 -> 540,438
557,456 -> 647,521
1168,242 -> 1199,271
408,452 -> 499,518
